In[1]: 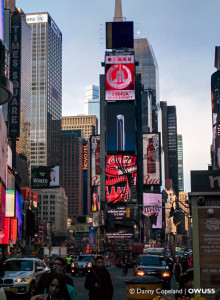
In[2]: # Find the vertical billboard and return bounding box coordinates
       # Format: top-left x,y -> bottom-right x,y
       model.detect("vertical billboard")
105,155 -> 137,204
105,54 -> 135,101
91,136 -> 100,186
91,186 -> 100,212
0,110 -> 8,185
143,193 -> 162,229
83,140 -> 88,215
5,190 -> 15,217
0,217 -> 17,244
16,191 -> 23,240
106,102 -> 136,152
0,0 -> 4,41
9,14 -> 21,137
143,133 -> 161,185
0,183 -> 6,230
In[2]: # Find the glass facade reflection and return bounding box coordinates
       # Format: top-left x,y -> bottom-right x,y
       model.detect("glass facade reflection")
26,13 -> 62,167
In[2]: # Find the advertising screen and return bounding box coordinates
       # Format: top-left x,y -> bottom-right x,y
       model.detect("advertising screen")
31,166 -> 60,188
0,183 -> 5,230
0,110 -> 8,185
16,191 -> 23,240
106,102 -> 136,152
91,136 -> 100,186
5,190 -> 15,217
105,54 -> 135,101
143,133 -> 161,185
105,155 -> 137,204
91,186 -> 100,212
0,217 -> 17,245
143,193 -> 162,229
106,22 -> 134,50
0,0 -> 4,41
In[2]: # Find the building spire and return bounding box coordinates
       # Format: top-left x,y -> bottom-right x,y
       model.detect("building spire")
114,0 -> 123,22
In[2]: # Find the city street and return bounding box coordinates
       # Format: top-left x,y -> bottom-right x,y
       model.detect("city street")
72,265 -> 178,300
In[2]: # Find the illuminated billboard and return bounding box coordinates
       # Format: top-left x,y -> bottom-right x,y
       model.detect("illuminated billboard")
16,191 -> 23,240
105,155 -> 137,204
91,136 -> 100,186
105,54 -> 135,101
143,133 -> 161,185
5,190 -> 15,217
143,193 -> 162,229
0,183 -> 6,230
0,217 -> 17,245
0,110 -> 8,185
91,186 -> 100,212
31,166 -> 60,188
106,102 -> 136,152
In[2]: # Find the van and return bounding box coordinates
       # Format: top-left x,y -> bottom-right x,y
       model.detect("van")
143,247 -> 165,256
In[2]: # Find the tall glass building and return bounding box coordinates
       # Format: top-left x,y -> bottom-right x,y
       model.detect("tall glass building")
26,13 -> 62,167
85,85 -> 100,133
177,134 -> 184,192
134,38 -> 159,133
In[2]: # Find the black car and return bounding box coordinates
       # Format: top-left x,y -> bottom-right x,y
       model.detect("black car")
71,255 -> 96,276
133,255 -> 171,289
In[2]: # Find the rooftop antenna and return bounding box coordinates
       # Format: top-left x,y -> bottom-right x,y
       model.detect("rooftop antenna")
114,0 -> 123,22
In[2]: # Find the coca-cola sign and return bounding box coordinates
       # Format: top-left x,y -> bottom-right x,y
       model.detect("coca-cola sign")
105,154 -> 137,204
105,55 -> 135,101
143,133 -> 161,186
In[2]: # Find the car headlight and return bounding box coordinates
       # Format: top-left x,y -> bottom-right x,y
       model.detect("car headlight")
15,278 -> 30,283
71,263 -> 75,268
87,263 -> 92,268
162,272 -> 170,278
137,270 -> 145,276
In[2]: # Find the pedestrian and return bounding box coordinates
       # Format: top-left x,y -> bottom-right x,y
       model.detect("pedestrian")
0,260 -> 6,300
65,253 -> 73,273
173,257 -> 183,283
122,254 -> 129,276
34,257 -> 74,295
31,272 -> 77,300
85,255 -> 113,300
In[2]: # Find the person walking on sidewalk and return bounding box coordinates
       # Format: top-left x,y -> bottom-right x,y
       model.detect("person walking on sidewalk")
85,255 -> 113,300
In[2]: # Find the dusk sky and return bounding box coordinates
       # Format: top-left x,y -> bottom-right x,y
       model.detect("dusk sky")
16,0 -> 220,192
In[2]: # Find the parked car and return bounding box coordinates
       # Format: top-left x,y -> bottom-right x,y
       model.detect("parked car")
0,257 -> 50,298
134,254 -> 171,289
71,254 -> 96,276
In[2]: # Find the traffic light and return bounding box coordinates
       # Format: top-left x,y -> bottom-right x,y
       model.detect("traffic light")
51,224 -> 55,232
126,207 -> 130,218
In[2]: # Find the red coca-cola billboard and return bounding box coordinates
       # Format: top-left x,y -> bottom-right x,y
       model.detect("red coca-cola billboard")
105,155 -> 137,204
143,133 -> 161,185
91,136 -> 100,186
105,55 -> 135,101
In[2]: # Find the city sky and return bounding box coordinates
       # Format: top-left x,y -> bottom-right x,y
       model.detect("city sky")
16,0 -> 220,192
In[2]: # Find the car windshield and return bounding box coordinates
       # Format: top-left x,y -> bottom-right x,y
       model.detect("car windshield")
139,256 -> 162,266
4,260 -> 33,271
78,256 -> 94,262
176,251 -> 184,256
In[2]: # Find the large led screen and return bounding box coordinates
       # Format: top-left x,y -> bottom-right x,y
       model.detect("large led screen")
106,102 -> 136,152
31,166 -> 60,188
16,191 -> 23,240
5,190 -> 15,217
105,54 -> 135,101
91,136 -> 100,186
0,217 -> 17,245
143,133 -> 161,185
0,0 -> 4,41
143,193 -> 162,229
0,183 -> 5,230
105,155 -> 137,204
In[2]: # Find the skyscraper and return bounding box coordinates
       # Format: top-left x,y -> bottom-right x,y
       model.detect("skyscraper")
160,102 -> 179,195
26,13 -> 62,167
134,38 -> 159,132
177,134 -> 184,192
85,85 -> 100,133
4,0 -> 15,11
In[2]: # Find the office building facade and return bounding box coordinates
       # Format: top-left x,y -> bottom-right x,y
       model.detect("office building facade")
61,130 -> 84,221
85,85 -> 100,133
26,13 -> 62,167
177,134 -> 184,192
62,115 -> 97,140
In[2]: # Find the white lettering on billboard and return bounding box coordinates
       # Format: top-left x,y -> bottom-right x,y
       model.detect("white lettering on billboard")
26,14 -> 48,24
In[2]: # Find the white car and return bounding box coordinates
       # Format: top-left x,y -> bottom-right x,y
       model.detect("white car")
0,257 -> 50,297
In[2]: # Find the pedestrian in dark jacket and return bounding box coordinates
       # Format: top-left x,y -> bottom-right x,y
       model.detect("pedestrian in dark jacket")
85,255 -> 113,300
173,257 -> 183,283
